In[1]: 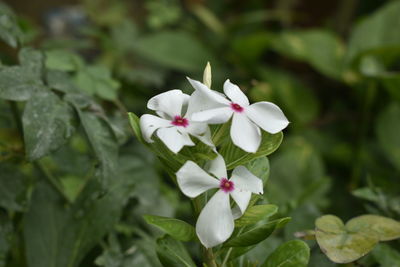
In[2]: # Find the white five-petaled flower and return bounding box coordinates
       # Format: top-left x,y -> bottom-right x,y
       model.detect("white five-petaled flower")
140,90 -> 213,153
187,78 -> 289,153
176,155 -> 263,248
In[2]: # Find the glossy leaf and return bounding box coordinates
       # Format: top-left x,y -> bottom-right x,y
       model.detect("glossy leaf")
220,131 -> 283,170
128,112 -> 145,143
155,236 -> 196,267
143,215 -> 195,242
23,90 -> 76,161
235,204 -> 278,227
244,156 -> 270,185
224,217 -> 290,247
261,240 -> 310,267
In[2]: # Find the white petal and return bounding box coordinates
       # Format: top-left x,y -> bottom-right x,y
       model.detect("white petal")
232,206 -> 242,220
246,102 -> 289,134
185,121 -> 208,136
157,127 -> 192,153
187,77 -> 231,106
148,90 -> 186,118
186,90 -> 223,117
205,154 -> 227,179
223,79 -> 249,106
176,161 -> 219,198
196,190 -> 234,248
230,166 -> 264,194
191,127 -> 215,147
230,113 -> 261,153
191,107 -> 233,124
139,114 -> 171,143
230,190 -> 251,216
178,131 -> 195,146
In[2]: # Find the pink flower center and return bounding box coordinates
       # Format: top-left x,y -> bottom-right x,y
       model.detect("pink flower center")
220,178 -> 234,193
171,116 -> 189,127
231,103 -> 244,113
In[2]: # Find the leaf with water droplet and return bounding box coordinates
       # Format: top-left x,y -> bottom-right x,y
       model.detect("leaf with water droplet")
23,89 -> 77,161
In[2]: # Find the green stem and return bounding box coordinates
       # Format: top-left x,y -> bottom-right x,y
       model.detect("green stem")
204,248 -> 218,267
221,228 -> 244,266
221,248 -> 233,267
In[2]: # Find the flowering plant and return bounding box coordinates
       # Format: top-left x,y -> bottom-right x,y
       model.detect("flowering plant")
128,63 -> 310,266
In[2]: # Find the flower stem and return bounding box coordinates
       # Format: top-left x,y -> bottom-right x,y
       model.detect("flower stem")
204,248 -> 218,267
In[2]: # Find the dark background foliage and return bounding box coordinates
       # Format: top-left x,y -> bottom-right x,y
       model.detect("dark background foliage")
1,0 -> 400,266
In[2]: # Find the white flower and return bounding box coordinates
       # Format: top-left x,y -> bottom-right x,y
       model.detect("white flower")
140,89 -> 213,153
187,78 -> 289,153
176,155 -> 263,248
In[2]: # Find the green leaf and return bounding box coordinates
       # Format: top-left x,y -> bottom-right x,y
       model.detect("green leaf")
372,244 -> 400,267
155,236 -> 196,267
74,110 -> 118,185
220,131 -> 283,170
346,1 -> 400,64
22,90 -> 76,161
224,217 -> 290,247
19,47 -> 44,76
0,163 -> 30,211
0,3 -> 24,47
45,50 -> 84,71
74,65 -> 120,100
254,68 -> 319,125
261,240 -> 310,267
24,177 -> 129,267
0,212 -> 12,267
267,137 -> 330,212
315,214 -> 400,264
0,65 -> 44,101
132,31 -> 212,72
128,112 -> 144,143
346,215 -> 400,241
245,156 -> 270,185
376,103 -> 400,170
143,215 -> 195,242
235,204 -> 278,227
46,70 -> 80,93
271,30 -> 345,79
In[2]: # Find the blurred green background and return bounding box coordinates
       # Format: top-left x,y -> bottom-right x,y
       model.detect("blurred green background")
1,0 -> 400,266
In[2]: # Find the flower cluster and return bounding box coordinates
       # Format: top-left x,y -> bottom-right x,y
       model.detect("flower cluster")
140,76 -> 289,248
